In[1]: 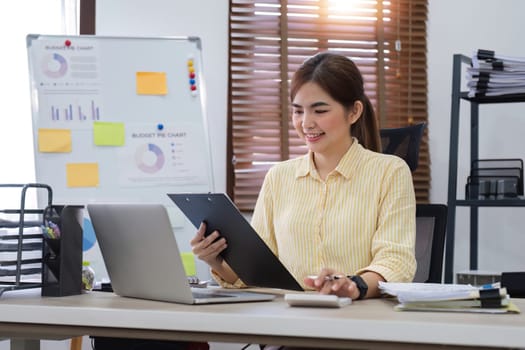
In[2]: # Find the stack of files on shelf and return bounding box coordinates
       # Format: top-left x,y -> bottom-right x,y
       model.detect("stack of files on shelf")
378,282 -> 520,314
467,49 -> 525,98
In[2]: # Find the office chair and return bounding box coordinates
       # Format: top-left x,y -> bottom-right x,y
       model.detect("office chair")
413,204 -> 447,283
380,122 -> 426,172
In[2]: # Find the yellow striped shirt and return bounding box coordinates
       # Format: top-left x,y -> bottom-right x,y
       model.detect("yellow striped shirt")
250,139 -> 416,288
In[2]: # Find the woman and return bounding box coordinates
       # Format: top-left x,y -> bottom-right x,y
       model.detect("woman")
191,52 -> 416,300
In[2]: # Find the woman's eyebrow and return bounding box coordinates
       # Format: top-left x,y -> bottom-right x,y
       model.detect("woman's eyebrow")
292,101 -> 329,108
310,101 -> 329,107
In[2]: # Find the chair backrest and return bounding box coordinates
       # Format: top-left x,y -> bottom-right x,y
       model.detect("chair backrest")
380,123 -> 426,172
413,203 -> 447,283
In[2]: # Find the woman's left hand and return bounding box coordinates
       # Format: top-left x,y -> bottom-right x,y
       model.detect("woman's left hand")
304,268 -> 360,299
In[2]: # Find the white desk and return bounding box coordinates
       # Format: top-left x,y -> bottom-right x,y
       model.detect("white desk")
0,289 -> 524,350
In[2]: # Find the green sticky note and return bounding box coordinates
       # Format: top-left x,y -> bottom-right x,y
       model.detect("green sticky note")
181,252 -> 197,276
93,121 -> 125,146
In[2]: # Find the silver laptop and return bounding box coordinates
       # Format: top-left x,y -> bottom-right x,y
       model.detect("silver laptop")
87,203 -> 276,304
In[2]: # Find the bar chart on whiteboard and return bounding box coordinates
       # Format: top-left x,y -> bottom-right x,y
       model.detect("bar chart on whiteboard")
44,97 -> 101,123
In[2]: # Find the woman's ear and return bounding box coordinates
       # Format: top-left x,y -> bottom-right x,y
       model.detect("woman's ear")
348,100 -> 363,125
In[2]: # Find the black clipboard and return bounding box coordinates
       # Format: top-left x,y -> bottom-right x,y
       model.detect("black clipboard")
168,193 -> 303,291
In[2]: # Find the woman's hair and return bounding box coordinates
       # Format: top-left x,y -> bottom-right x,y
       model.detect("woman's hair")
290,52 -> 381,152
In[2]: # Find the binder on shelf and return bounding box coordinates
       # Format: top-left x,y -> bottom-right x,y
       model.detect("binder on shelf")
41,205 -> 83,297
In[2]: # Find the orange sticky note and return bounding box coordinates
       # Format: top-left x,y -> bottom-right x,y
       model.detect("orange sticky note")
38,128 -> 72,153
136,72 -> 168,95
66,163 -> 99,187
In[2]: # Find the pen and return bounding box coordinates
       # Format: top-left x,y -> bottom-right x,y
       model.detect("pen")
307,274 -> 345,281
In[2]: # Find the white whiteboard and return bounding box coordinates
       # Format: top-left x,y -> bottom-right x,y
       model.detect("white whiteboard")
27,34 -> 214,205
26,34 -> 214,279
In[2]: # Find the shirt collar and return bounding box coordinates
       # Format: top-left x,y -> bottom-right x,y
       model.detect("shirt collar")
335,138 -> 364,180
295,137 -> 365,180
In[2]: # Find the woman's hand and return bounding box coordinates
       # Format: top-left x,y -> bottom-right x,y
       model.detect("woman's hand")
190,222 -> 227,271
304,268 -> 360,300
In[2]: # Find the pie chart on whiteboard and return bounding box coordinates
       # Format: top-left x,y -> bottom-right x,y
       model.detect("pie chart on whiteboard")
41,53 -> 68,78
135,143 -> 165,173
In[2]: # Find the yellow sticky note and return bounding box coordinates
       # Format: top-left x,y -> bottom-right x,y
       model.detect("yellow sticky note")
66,163 -> 99,187
93,121 -> 125,146
180,252 -> 197,276
136,72 -> 168,95
38,128 -> 72,153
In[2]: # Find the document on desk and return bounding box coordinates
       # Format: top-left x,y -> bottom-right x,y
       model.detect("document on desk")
379,282 -> 520,314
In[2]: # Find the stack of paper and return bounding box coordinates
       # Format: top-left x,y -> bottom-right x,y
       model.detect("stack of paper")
379,282 -> 520,314
467,49 -> 525,98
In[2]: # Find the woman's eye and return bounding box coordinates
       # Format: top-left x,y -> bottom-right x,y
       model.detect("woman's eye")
315,110 -> 328,114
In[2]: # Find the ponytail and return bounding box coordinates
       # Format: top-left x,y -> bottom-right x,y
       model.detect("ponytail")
351,96 -> 381,152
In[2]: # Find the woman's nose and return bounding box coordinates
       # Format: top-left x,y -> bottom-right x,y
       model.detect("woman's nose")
302,111 -> 315,129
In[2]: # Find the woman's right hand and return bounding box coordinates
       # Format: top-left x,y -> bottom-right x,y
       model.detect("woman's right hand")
190,222 -> 228,270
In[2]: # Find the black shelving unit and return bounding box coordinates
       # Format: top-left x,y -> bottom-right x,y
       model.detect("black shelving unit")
445,54 -> 525,283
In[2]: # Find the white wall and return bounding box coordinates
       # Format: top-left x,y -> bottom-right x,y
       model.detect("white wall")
428,0 -> 525,276
0,1 -> 64,203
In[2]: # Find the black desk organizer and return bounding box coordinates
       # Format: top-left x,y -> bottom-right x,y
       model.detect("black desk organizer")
41,204 -> 84,297
465,159 -> 523,199
0,183 -> 52,296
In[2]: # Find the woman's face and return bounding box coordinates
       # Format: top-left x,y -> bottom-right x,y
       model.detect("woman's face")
292,81 -> 360,157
